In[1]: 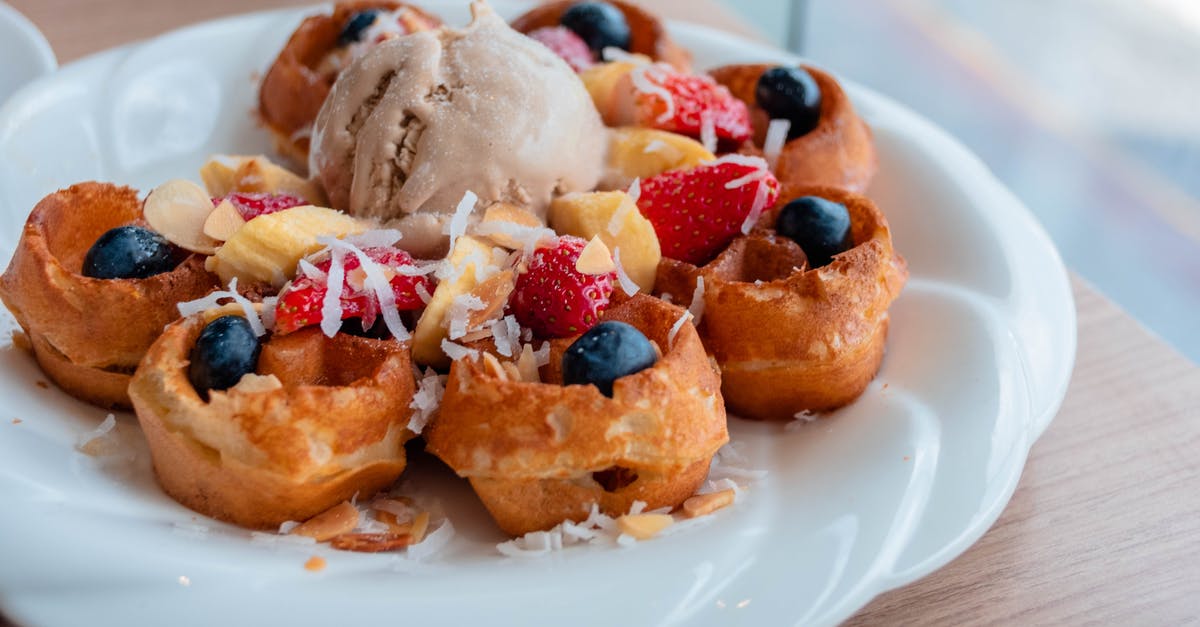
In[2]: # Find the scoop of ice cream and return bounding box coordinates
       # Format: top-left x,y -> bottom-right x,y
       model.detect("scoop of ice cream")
310,1 -> 607,258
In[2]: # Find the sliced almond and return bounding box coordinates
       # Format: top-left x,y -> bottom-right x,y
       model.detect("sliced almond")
501,361 -> 523,382
466,270 -> 515,328
203,199 -> 246,241
517,344 -> 540,383
373,510 -> 415,535
477,203 -> 546,249
330,532 -> 413,553
681,489 -> 735,518
289,501 -> 358,542
143,179 -> 221,254
616,513 -> 674,540
481,352 -> 508,380
409,511 -> 431,544
199,156 -> 240,197
231,373 -> 283,394
575,235 -> 616,275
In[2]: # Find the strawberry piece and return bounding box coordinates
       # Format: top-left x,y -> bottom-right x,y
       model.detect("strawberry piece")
632,68 -> 752,144
528,26 -> 595,73
510,236 -> 615,339
214,192 -> 306,221
637,160 -> 781,265
274,246 -> 431,335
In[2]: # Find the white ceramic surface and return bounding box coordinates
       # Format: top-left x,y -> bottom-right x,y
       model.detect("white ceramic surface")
0,3 -> 56,106
0,3 -> 1076,626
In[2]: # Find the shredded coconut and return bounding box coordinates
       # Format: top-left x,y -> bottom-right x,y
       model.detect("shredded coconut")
607,187 -> 637,236
611,247 -> 640,296
688,276 -> 706,326
764,118 -> 791,170
533,341 -> 551,368
666,311 -> 693,349
441,339 -> 479,362
176,278 -> 266,336
443,191 -> 478,246
319,248 -> 347,338
414,281 -> 433,305
491,315 -> 521,358
711,153 -> 772,174
626,177 -> 641,205
408,367 -> 447,434
629,64 -> 676,124
740,179 -> 773,235
75,413 -> 118,455
446,294 -> 486,340
700,110 -> 717,154
298,259 -> 327,281
318,236 -> 411,341
406,519 -> 455,561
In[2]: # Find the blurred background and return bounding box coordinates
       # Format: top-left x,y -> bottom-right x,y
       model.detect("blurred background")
721,0 -> 1200,363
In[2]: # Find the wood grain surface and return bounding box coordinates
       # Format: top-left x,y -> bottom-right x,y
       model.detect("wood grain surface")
4,0 -> 1199,625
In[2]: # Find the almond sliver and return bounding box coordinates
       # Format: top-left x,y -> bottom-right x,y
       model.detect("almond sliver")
203,199 -> 246,241
144,179 -> 221,254
290,501 -> 358,542
575,236 -> 615,275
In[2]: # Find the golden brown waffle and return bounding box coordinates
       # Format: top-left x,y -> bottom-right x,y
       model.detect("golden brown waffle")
655,187 -> 907,420
0,183 -> 217,409
129,322 -> 417,529
425,294 -> 727,536
709,64 -> 877,194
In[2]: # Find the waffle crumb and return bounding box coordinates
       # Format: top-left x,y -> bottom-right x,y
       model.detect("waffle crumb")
11,418 -> 21,425
304,556 -> 326,572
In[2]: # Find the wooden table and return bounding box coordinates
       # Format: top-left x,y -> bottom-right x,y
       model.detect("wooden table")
6,0 -> 1199,624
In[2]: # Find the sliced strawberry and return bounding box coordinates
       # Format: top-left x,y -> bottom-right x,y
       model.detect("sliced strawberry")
510,236 -> 615,339
528,26 -> 595,72
213,192 -> 306,221
637,159 -> 781,265
274,246 -> 431,335
631,67 -> 752,144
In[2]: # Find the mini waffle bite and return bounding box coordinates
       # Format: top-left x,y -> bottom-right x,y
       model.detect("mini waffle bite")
709,64 -> 877,194
426,293 -> 728,536
129,308 -> 418,530
0,183 -> 218,408
655,186 -> 907,420
258,1 -> 441,167
511,0 -> 690,72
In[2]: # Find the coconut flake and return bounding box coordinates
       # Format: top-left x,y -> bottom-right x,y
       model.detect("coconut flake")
764,118 -> 791,170
601,46 -> 647,64
666,311 -> 693,349
688,276 -> 706,325
491,315 -> 521,358
346,228 -> 404,249
406,519 -> 455,561
642,139 -> 668,155
298,259 -> 326,281
408,367 -> 447,434
629,64 -> 675,124
319,236 -> 411,341
607,188 -> 637,237
446,293 -> 486,340
441,339 -> 479,362
611,247 -> 640,296
176,278 -> 266,336
700,109 -> 717,154
319,247 -> 347,338
740,179 -> 773,235
75,413 -> 118,455
443,191 -> 478,247
533,341 -> 551,368
474,220 -> 557,256
711,153 -> 772,175
414,281 -> 433,305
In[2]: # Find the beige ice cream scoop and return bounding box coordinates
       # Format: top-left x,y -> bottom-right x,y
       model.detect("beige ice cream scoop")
310,1 -> 607,258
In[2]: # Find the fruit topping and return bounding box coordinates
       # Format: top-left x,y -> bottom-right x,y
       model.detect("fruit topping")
549,190 -> 660,293
636,157 -> 780,265
604,127 -> 715,185
338,10 -> 381,46
412,235 -> 498,367
188,315 -> 262,397
81,225 -> 182,280
775,196 -> 853,268
274,245 -> 431,336
631,67 -> 752,146
200,155 -> 326,206
143,179 -> 222,255
560,1 -> 631,56
528,26 -> 595,72
755,66 -> 822,139
215,192 -> 307,221
562,320 -> 657,397
510,236 -> 615,339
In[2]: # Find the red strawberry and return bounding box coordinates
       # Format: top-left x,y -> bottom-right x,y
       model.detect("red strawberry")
510,236 -> 615,339
213,192 -> 306,221
637,159 -> 780,265
632,67 -> 752,144
528,26 -> 595,72
274,246 -> 431,335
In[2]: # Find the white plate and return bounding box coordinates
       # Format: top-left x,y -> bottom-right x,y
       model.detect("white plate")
0,3 -> 56,107
0,3 -> 1075,626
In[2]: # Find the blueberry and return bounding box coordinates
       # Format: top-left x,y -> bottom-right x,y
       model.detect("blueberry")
338,10 -> 380,46
755,66 -> 822,139
775,196 -> 853,268
188,316 -> 262,397
562,321 -> 657,398
560,1 -> 631,55
81,225 -> 181,280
